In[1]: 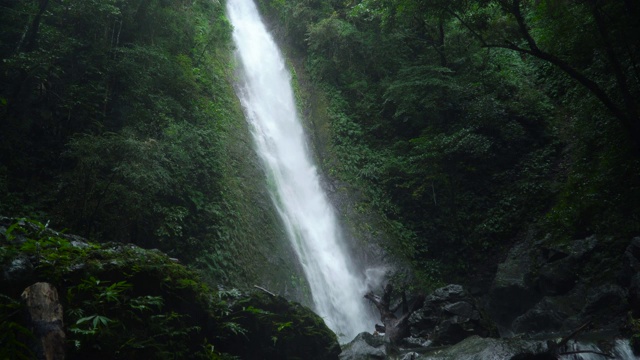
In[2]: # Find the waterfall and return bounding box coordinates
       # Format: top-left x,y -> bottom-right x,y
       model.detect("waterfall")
226,0 -> 376,341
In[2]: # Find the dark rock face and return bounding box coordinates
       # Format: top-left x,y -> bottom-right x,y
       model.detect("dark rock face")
582,284 -> 628,316
487,240 -> 541,330
3,255 -> 34,283
625,237 -> 640,272
487,234 -> 637,337
487,236 -> 605,334
629,273 -> 640,315
511,298 -> 567,334
408,285 -> 494,346
625,238 -> 640,316
536,258 -> 577,296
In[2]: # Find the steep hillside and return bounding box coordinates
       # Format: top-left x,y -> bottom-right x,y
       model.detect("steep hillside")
0,0 -> 306,298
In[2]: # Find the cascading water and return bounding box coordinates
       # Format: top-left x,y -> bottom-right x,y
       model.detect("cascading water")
226,0 -> 376,341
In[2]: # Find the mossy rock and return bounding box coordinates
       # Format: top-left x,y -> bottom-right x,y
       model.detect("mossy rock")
218,291 -> 341,360
0,218 -> 340,359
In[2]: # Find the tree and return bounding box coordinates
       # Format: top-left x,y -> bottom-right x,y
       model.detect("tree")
451,0 -> 640,148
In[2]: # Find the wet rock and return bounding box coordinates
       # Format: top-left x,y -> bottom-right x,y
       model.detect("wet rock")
399,352 -> 421,360
535,237 -> 597,297
621,237 -> 640,285
3,255 -> 34,283
568,236 -> 598,259
511,297 -> 567,334
340,332 -> 386,360
220,292 -> 341,360
582,284 -> 627,316
536,259 -> 577,296
488,240 -> 540,329
629,273 -> 640,315
417,336 -> 545,360
625,237 -> 640,272
431,285 -> 466,302
401,336 -> 431,348
409,285 -> 494,346
443,301 -> 477,319
487,235 -> 605,334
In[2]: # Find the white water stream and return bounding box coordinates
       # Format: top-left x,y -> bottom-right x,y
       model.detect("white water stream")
227,0 -> 376,341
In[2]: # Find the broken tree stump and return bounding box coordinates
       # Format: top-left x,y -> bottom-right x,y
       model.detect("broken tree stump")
21,282 -> 65,360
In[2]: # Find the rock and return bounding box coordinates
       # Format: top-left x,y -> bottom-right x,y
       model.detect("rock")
416,335 -> 545,360
621,237 -> 640,286
582,284 -> 627,317
629,273 -> 640,315
534,237 -> 597,297
340,332 -> 386,360
220,292 -> 341,360
430,285 -> 466,302
624,237 -> 640,272
540,247 -> 569,263
443,301 -> 476,319
487,240 -> 540,330
3,255 -> 34,283
568,236 -> 598,259
401,336 -> 432,348
431,319 -> 473,345
400,352 -> 421,360
409,284 -> 494,346
511,298 -> 567,334
535,258 -> 577,296
487,235 -> 604,335
21,282 -> 65,360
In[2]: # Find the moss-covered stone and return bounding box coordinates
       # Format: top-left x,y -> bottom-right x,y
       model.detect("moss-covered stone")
0,218 -> 339,359
218,291 -> 341,360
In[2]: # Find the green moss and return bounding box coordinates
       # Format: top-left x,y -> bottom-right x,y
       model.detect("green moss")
0,218 -> 339,360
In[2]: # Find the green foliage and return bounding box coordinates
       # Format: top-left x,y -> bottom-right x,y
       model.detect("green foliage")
0,0 -> 302,293
66,276 -> 199,360
0,295 -> 33,360
214,292 -> 340,359
260,0 -> 640,286
0,219 -> 213,358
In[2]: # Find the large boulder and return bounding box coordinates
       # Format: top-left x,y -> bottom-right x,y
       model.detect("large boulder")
486,239 -> 540,331
486,235 -> 607,335
219,292 -> 341,360
340,332 -> 386,360
511,297 -> 568,334
1,219 -> 341,360
409,285 -> 495,346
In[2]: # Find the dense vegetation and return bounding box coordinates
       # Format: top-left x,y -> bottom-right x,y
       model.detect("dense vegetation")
2,0 -> 640,357
1,0 -> 638,294
0,218 -> 338,359
257,0 -> 640,285
0,0 -> 308,291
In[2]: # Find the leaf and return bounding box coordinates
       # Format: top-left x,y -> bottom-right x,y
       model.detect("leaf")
76,315 -> 96,325
276,321 -> 292,332
243,306 -> 272,315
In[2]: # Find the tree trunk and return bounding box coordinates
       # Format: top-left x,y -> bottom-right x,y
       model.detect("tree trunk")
21,282 -> 65,360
